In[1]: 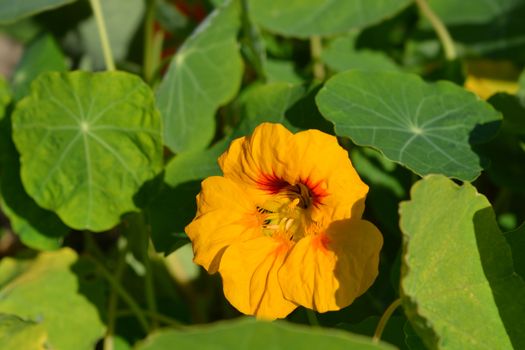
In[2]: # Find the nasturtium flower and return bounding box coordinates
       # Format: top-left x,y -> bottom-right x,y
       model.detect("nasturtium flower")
185,123 -> 383,319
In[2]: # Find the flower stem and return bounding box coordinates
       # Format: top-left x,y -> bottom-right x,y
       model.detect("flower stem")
103,237 -> 129,350
373,298 -> 402,342
310,35 -> 325,80
414,0 -> 457,61
86,254 -> 150,333
143,0 -> 157,83
88,0 -> 116,71
305,308 -> 320,327
116,309 -> 186,328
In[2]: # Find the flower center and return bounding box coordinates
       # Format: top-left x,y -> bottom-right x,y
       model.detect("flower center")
258,183 -> 317,241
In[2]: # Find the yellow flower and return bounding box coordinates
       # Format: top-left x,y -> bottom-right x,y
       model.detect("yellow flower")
185,123 -> 383,319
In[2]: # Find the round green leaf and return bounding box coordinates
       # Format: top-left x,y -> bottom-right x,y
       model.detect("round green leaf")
400,175 -> 525,349
0,248 -> 106,350
250,0 -> 410,38
316,70 -> 501,181
136,318 -> 395,350
12,71 -> 163,231
156,0 -> 243,153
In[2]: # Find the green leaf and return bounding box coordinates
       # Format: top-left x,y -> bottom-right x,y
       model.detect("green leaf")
12,71 -> 163,231
79,0 -> 144,68
0,0 -> 76,24
339,316 -> 408,349
316,70 -> 501,180
250,0 -> 410,38
0,314 -> 47,350
148,145 -> 223,253
322,36 -> 399,73
12,34 -> 67,101
265,59 -> 303,84
399,175 -> 525,349
482,93 -> 525,193
505,223 -> 525,279
0,248 -> 106,350
156,0 -> 243,153
0,115 -> 68,250
136,318 -> 395,350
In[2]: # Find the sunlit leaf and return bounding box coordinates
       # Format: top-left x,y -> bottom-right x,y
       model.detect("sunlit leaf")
0,248 -> 106,350
12,71 -> 163,231
316,70 -> 501,180
0,314 -> 47,350
250,0 -> 410,38
156,0 -> 243,153
136,318 -> 395,350
400,175 -> 525,349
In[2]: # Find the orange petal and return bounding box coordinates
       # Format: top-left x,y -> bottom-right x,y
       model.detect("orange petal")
219,236 -> 297,319
185,176 -> 261,273
278,219 -> 382,313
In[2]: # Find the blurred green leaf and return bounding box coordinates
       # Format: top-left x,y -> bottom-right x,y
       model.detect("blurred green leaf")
0,314 -> 47,350
322,36 -> 399,73
79,0 -> 144,69
316,70 -> 501,180
339,316 -> 408,349
250,0 -> 410,38
505,223 -> 525,279
265,59 -> 303,84
156,0 -> 243,153
12,34 -> 67,101
403,322 -> 426,350
0,248 -> 106,350
482,93 -> 525,193
400,175 -> 525,349
0,76 -> 9,121
136,318 -> 396,349
0,0 -> 76,24
12,71 -> 163,231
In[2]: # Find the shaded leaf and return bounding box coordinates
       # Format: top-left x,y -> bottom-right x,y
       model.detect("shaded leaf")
12,71 -> 163,231
400,175 -> 525,349
156,0 -> 243,153
250,0 -> 410,38
0,248 -> 106,350
316,70 -> 501,180
339,315 -> 408,350
505,223 -> 525,279
136,318 -> 395,350
0,0 -> 76,24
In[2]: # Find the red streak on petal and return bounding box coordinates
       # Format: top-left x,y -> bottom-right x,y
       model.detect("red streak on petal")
257,173 -> 329,207
312,233 -> 331,252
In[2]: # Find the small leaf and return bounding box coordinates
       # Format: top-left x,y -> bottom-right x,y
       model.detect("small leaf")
0,248 -> 106,350
316,70 -> 501,180
156,0 -> 243,153
12,71 -> 163,231
400,175 -> 525,349
12,34 -> 67,101
136,318 -> 395,350
250,0 -> 410,38
0,76 -> 10,121
0,314 -> 48,350
322,36 -> 399,73
0,0 -> 76,24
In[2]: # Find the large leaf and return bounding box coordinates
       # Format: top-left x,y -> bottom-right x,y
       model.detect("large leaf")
0,314 -> 47,350
136,318 -> 395,350
12,71 -> 163,231
156,0 -> 243,153
399,175 -> 525,349
0,115 -> 68,250
316,70 -> 501,180
250,0 -> 410,38
0,0 -> 76,24
12,34 -> 67,101
79,0 -> 144,68
0,248 -> 106,350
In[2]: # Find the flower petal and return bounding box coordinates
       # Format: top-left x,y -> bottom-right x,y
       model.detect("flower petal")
278,219 -> 382,313
185,176 -> 261,273
219,236 -> 297,319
